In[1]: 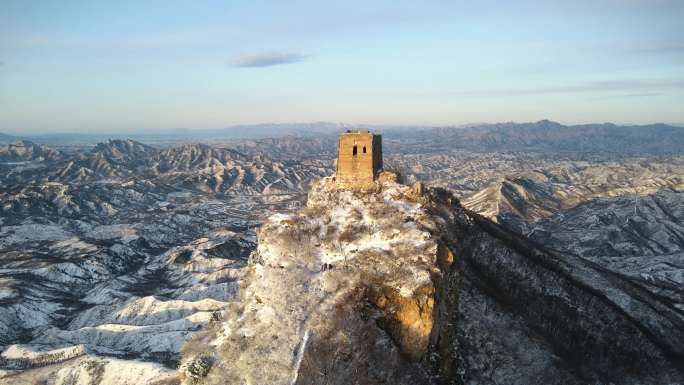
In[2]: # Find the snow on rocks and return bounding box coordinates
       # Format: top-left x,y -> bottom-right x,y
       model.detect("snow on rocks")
85,224 -> 139,242
68,296 -> 226,329
0,226 -> 253,383
0,344 -> 86,370
0,224 -> 72,247
179,176 -> 445,384
2,355 -> 177,385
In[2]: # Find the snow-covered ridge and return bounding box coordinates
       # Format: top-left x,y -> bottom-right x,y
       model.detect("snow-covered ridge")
0,140 -> 63,163
0,228 -> 253,383
258,177 -> 436,292
1,138 -> 331,193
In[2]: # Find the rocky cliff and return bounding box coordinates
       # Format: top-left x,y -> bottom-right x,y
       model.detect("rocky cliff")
430,192 -> 684,384
178,176 -> 460,384
179,176 -> 684,385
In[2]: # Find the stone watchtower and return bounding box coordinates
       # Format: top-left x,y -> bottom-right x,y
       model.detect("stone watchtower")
336,130 -> 383,187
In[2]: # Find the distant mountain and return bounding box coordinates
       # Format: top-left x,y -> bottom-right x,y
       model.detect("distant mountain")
91,139 -> 157,163
9,123 -> 361,146
210,120 -> 684,158
227,136 -> 337,160
46,139 -> 160,181
0,140 -> 63,162
0,133 -> 17,144
1,139 -> 331,195
153,143 -> 249,173
11,121 -> 684,154
462,158 -> 684,231
384,120 -> 684,155
151,143 -> 325,194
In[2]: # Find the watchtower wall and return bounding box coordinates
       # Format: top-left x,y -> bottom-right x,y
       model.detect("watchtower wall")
336,130 -> 382,188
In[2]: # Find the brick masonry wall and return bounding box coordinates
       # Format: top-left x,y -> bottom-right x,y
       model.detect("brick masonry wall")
336,132 -> 381,187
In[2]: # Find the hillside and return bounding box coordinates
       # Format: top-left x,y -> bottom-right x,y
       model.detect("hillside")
0,141 -> 63,163
460,159 -> 684,308
179,175 -> 450,384
177,177 -> 683,385
0,140 -> 330,383
2,134 -> 683,384
0,139 -> 330,194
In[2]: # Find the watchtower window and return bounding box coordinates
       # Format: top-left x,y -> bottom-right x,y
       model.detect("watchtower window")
363,146 -> 367,154
353,145 -> 358,156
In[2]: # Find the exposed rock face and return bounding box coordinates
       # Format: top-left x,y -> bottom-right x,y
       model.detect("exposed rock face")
179,177 -> 460,384
427,189 -> 684,384
367,284 -> 435,360
178,177 -> 684,385
460,161 -> 684,312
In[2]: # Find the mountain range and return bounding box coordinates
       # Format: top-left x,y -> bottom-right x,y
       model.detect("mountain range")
1,123 -> 683,384
1,139 -> 330,195
3,120 -> 683,155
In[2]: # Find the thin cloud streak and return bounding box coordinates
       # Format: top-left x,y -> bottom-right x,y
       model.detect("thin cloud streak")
232,51 -> 307,68
628,42 -> 684,54
589,92 -> 663,100
622,92 -> 662,97
435,79 -> 684,99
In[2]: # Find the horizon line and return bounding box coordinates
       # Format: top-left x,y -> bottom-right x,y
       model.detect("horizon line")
3,119 -> 684,137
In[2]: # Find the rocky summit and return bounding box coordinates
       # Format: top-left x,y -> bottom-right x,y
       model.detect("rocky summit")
178,175 -> 684,385
179,175 -> 452,384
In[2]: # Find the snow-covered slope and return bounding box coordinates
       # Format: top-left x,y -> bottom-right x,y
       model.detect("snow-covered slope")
0,141 -> 62,163
0,229 -> 253,384
460,161 -> 684,310
1,139 -> 331,193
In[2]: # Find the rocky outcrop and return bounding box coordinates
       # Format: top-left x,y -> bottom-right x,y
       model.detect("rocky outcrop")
427,188 -> 684,384
178,178 -> 684,385
367,284 -> 435,360
178,177 -> 461,384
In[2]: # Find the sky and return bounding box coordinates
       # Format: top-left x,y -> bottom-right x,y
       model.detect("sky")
0,0 -> 683,133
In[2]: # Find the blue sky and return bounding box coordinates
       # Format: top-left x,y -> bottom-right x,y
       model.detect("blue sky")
1,0 -> 683,133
